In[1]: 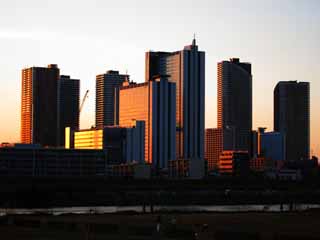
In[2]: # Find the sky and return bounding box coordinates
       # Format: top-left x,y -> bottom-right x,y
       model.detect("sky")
0,0 -> 319,157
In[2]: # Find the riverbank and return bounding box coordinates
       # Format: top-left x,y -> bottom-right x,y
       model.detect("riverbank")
1,210 -> 320,239
1,176 -> 320,208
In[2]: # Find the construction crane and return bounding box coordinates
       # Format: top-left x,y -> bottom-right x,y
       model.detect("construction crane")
79,90 -> 89,114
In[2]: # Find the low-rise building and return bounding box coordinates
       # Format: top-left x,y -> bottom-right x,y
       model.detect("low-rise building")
168,159 -> 190,178
109,163 -> 151,179
250,156 -> 270,172
218,151 -> 249,176
66,120 -> 145,164
266,169 -> 302,181
205,128 -> 222,171
260,130 -> 285,162
0,144 -> 107,176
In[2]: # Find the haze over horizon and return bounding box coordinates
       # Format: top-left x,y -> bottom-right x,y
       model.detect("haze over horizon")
0,0 -> 319,157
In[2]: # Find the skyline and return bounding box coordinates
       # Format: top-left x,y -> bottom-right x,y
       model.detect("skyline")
0,0 -> 319,157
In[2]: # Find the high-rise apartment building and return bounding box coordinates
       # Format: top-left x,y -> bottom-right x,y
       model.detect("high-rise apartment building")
118,76 -> 176,169
21,64 -> 60,146
274,81 -> 310,161
96,70 -> 129,128
145,39 -> 205,163
217,58 -> 252,154
58,75 -> 80,146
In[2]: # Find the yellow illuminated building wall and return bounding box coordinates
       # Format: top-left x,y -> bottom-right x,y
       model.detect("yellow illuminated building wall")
65,127 -> 71,149
74,129 -> 103,149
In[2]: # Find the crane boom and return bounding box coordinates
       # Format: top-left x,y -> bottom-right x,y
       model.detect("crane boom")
79,90 -> 89,113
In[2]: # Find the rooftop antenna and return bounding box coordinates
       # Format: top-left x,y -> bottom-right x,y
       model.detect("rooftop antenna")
125,69 -> 130,82
193,33 -> 196,46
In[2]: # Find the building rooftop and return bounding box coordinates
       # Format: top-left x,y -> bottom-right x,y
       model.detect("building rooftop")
48,64 -> 58,69
60,75 -> 70,78
106,70 -> 120,74
119,82 -> 148,90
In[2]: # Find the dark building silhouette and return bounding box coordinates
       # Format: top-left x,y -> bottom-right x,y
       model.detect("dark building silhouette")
58,75 -> 80,146
96,70 -> 129,128
145,39 -> 205,166
21,64 -> 60,147
217,58 -> 252,154
274,81 -> 310,161
0,144 -> 107,176
102,122 -> 145,165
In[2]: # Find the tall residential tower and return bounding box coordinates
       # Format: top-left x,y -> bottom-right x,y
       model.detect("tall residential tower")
274,81 -> 310,161
58,75 -> 80,146
96,70 -> 129,128
217,58 -> 252,154
21,64 -> 60,146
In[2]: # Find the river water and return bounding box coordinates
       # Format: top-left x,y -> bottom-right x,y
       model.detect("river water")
1,204 -> 319,216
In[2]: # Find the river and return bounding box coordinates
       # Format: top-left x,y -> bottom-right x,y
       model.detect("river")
1,203 -> 320,216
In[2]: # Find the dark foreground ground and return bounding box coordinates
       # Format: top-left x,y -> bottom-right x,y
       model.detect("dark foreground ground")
1,211 -> 320,240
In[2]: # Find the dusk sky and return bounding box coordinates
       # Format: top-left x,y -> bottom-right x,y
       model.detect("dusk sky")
0,0 -> 319,157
